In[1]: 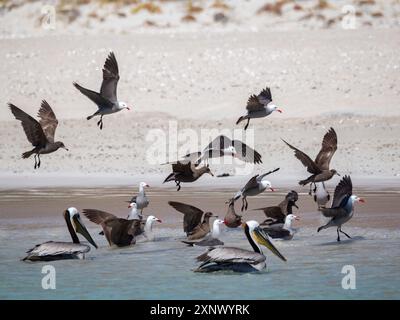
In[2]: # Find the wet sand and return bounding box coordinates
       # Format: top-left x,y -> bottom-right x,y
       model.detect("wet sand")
1,186 -> 399,229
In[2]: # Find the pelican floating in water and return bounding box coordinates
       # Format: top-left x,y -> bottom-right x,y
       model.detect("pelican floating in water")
262,214 -> 300,240
182,219 -> 225,247
317,176 -> 364,242
22,207 -> 97,262
194,220 -> 286,273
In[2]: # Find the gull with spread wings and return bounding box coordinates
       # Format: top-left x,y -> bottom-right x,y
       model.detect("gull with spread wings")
196,135 -> 262,165
73,52 -> 131,130
233,168 -> 280,211
236,87 -> 283,130
317,176 -> 365,242
282,127 -> 339,193
8,100 -> 68,169
163,162 -> 214,191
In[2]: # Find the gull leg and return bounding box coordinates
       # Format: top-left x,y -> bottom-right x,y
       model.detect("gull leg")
337,228 -> 341,242
339,227 -> 352,239
244,118 -> 250,131
34,154 -> 37,169
245,198 -> 248,210
97,115 -> 103,130
176,181 -> 181,191
241,198 -> 245,212
308,183 -> 313,196
37,154 -> 41,168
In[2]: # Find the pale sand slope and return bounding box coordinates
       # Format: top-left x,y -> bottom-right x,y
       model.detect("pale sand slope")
0,30 -> 399,187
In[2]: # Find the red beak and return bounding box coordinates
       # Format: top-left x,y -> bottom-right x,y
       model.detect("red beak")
277,109 -> 283,113
127,107 -> 131,111
270,187 -> 275,192
358,198 -> 365,203
156,218 -> 162,223
295,216 -> 300,221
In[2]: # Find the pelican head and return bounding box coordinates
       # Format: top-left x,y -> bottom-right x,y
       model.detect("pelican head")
261,180 -> 274,192
244,220 -> 286,261
118,101 -> 131,111
65,207 -> 97,248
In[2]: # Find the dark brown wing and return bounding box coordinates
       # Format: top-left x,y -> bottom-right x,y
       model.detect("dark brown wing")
320,207 -> 348,218
331,175 -> 352,208
37,100 -> 58,142
73,82 -> 113,109
257,87 -> 272,105
282,139 -> 321,174
253,206 -> 285,222
232,140 -> 262,164
100,52 -> 120,103
8,103 -> 47,147
83,209 -> 118,225
168,201 -> 204,234
315,127 -> 338,170
246,94 -> 264,112
172,161 -> 194,176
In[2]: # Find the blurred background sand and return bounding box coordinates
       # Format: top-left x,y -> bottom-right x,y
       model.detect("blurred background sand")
0,0 -> 399,187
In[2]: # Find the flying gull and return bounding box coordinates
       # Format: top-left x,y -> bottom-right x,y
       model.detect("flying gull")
73,52 -> 131,130
8,100 -> 68,169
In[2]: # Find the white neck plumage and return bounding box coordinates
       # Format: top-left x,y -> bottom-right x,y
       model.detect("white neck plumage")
211,221 -> 221,239
127,207 -> 142,220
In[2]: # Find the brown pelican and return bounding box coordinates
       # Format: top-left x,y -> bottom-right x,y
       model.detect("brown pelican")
163,162 -> 213,191
253,190 -> 298,225
236,87 -> 283,130
168,201 -> 216,240
83,209 -> 149,247
233,168 -> 280,211
196,135 -> 262,165
22,207 -> 97,262
126,182 -> 150,215
282,127 -> 339,193
262,214 -> 300,240
223,198 -> 242,228
312,182 -> 330,209
194,220 -> 286,273
317,176 -> 365,242
8,100 -> 68,169
73,52 -> 131,130
182,219 -> 225,247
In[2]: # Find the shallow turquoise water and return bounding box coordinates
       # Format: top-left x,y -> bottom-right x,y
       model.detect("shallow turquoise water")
1,217 -> 399,299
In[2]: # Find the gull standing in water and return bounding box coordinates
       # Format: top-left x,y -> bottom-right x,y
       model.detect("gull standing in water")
233,168 -> 280,211
236,87 -> 283,130
317,176 -> 365,242
8,101 -> 68,169
282,127 -> 339,193
194,220 -> 286,273
83,209 -> 161,247
168,201 -> 217,240
73,52 -> 131,130
262,214 -> 300,240
126,182 -> 150,216
312,182 -> 330,209
253,190 -> 299,226
23,208 -> 97,261
182,219 -> 225,247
